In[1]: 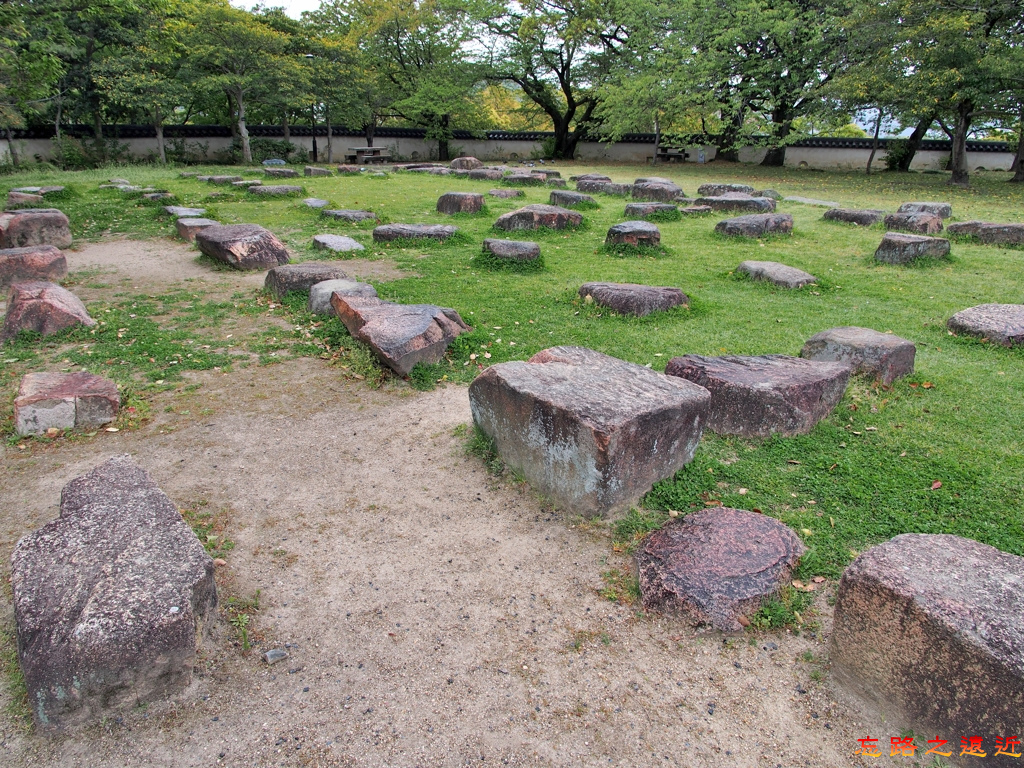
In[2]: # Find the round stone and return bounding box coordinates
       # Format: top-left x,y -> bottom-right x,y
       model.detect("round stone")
636,508 -> 806,632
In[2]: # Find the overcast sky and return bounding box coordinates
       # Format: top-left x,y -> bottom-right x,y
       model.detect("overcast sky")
233,0 -> 320,19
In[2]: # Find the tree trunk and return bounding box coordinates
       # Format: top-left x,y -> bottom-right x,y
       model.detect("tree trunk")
866,108 -> 882,175
761,105 -> 792,167
326,105 -> 332,163
652,115 -> 661,166
5,126 -> 19,166
1010,103 -> 1023,182
896,113 -> 934,171
228,94 -> 239,140
54,90 -> 63,140
715,103 -> 746,162
365,121 -> 374,147
283,111 -> 290,142
236,92 -> 252,164
92,105 -> 105,163
761,145 -> 786,166
155,118 -> 166,165
437,114 -> 450,162
948,100 -> 972,187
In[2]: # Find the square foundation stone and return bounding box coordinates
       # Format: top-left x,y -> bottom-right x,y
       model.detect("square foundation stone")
15,372 -> 120,435
800,326 -> 915,385
468,346 -> 711,517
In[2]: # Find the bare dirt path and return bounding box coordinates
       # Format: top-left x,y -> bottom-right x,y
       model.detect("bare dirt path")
0,238 -> 876,768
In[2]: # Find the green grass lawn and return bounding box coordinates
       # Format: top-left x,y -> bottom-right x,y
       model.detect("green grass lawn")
3,161 -> 1023,583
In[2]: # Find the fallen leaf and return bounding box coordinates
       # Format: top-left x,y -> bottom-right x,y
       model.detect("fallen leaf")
812,576 -> 825,584
45,428 -> 60,437
931,480 -> 942,490
909,382 -> 919,388
792,579 -> 805,588
668,509 -> 680,518
900,451 -> 907,457
922,382 -> 934,389
787,459 -> 801,464
105,427 -> 119,433
737,487 -> 749,495
865,426 -> 877,431
800,528 -> 814,536
736,615 -> 750,627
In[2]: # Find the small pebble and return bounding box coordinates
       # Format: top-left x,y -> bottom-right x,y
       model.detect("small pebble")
264,648 -> 288,665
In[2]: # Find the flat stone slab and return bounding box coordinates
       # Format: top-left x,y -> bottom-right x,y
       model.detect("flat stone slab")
631,182 -> 684,202
322,209 -> 377,223
579,282 -> 686,316
12,186 -> 65,196
883,212 -> 943,234
715,213 -> 793,237
312,234 -> 365,253
680,205 -> 713,215
372,224 -> 459,242
331,294 -> 470,376
11,456 -> 217,729
249,185 -> 303,196
549,190 -> 596,208
946,304 -> 1024,346
637,508 -> 805,632
336,165 -> 361,175
207,175 -> 241,184
263,158 -> 286,165
8,191 -> 44,207
737,260 -> 816,289
488,188 -> 524,199
14,372 -> 119,435
304,166 -> 332,176
3,281 -> 95,342
195,224 -> 290,271
232,179 -> 260,187
450,156 -> 483,170
578,181 -> 631,195
175,218 -> 219,242
832,534 -> 1024,762
572,174 -> 611,182
545,178 -> 567,188
665,354 -> 850,437
898,201 -> 952,219
265,262 -> 349,298
164,206 -> 205,217
303,198 -> 329,209
697,183 -> 755,197
468,346 -> 711,518
784,195 -> 839,207
801,326 -> 916,385
606,220 -> 661,248
265,168 -> 299,178
468,169 -> 505,181
503,173 -> 545,187
874,232 -> 950,264
307,279 -> 378,315
482,239 -> 541,262
695,196 -> 776,213
0,208 -> 72,249
823,208 -> 885,226
141,192 -> 175,202
436,192 -> 484,215
0,245 -> 67,287
947,221 -> 1024,246
493,204 -> 582,231
624,203 -> 678,219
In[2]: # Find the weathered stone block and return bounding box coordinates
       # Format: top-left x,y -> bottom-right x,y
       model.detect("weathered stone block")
883,212 -> 943,234
304,166 -> 332,176
605,221 -> 661,248
482,239 -> 541,262
503,173 -> 546,187
468,346 -> 711,518
14,372 -> 119,435
11,456 -> 217,730
303,198 -> 329,209
450,156 -> 483,170
832,534 -> 1024,768
736,260 -> 816,289
248,184 -> 303,196
336,165 -> 361,175
946,304 -> 1024,346
7,191 -> 44,208
579,282 -> 686,316
549,190 -> 596,208
715,213 -> 793,237
493,204 -> 582,231
897,201 -> 952,219
265,262 -> 349,298
697,183 -> 755,197
637,508 -> 805,631
665,354 -> 850,437
0,245 -> 67,287
312,234 -> 364,253
264,167 -> 299,178
488,188 -> 524,199
624,203 -> 679,220
195,224 -> 290,271
207,175 -> 241,184
695,195 -> 776,213
175,218 -> 219,242
801,326 -> 915,385
468,169 -> 504,181
823,208 -> 885,226
372,224 -> 459,242
436,192 -> 484,215
163,205 -> 205,218
631,182 -> 684,202
2,281 -> 95,342
947,221 -> 1024,246
874,232 -> 950,264
0,208 -> 72,249
331,295 -> 469,376
322,209 -> 377,223
577,181 -> 631,195
308,279 -> 378,315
